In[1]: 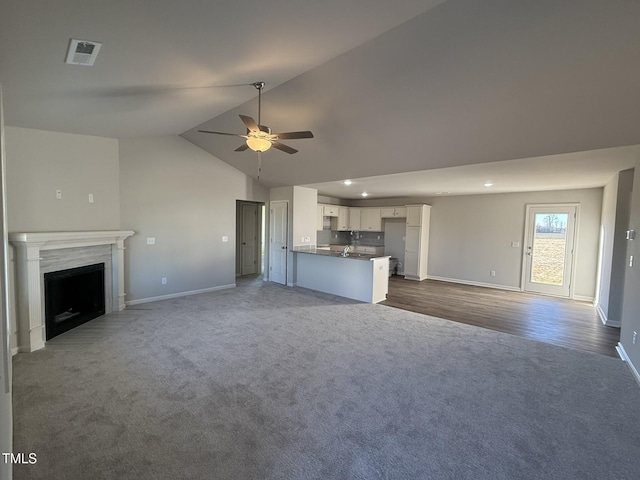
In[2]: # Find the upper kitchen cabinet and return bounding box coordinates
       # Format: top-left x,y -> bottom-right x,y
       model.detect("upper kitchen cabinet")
349,208 -> 361,230
406,205 -> 426,226
322,204 -> 339,217
360,208 -> 382,231
330,207 -> 350,231
380,206 -> 407,218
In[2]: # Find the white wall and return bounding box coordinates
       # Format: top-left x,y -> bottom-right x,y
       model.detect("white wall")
620,159 -> 640,377
597,169 -> 634,325
269,186 -> 317,286
4,127 -> 120,232
0,85 -> 13,480
598,174 -> 619,316
119,136 -> 268,303
293,186 -> 318,248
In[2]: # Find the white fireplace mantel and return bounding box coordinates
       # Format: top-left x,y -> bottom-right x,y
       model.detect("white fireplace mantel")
9,230 -> 135,352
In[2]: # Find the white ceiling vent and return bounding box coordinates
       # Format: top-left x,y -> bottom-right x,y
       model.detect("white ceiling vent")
65,39 -> 102,66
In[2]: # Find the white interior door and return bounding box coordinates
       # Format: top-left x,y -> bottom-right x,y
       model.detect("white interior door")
523,205 -> 577,297
269,201 -> 288,285
240,203 -> 258,275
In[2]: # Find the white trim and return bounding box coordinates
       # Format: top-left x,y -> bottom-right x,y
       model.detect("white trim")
125,284 -> 235,306
9,230 -> 135,352
596,304 -> 608,324
616,342 -> 640,388
427,275 -> 521,292
572,294 -> 595,303
595,303 -> 622,327
521,203 -> 580,298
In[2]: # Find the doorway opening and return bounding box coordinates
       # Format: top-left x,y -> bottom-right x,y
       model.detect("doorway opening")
236,201 -> 265,277
522,204 -> 578,298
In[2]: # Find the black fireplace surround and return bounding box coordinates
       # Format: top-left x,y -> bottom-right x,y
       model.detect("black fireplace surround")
44,263 -> 106,340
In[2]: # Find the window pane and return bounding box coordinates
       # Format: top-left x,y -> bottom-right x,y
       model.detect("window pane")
530,213 -> 568,285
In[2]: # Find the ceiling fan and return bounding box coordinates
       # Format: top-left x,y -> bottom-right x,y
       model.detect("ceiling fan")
197,81 -> 314,178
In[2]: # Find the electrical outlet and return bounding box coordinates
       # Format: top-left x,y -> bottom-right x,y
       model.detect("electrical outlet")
161,277 -> 167,285
146,237 -> 155,245
222,236 -> 229,242
490,270 -> 496,277
88,193 -> 94,203
630,255 -> 634,267
56,189 -> 62,200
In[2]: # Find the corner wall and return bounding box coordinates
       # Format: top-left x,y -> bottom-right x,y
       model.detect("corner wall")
4,127 -> 120,232
119,136 -> 268,303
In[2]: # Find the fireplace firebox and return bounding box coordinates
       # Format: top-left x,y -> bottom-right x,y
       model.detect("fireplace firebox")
44,263 -> 106,340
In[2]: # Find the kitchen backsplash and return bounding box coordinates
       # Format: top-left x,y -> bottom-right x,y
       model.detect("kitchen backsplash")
317,230 -> 385,246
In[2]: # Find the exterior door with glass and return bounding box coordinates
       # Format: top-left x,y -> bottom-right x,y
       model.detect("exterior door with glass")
523,205 -> 577,297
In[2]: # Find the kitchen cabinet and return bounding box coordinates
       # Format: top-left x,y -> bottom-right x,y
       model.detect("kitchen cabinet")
404,205 -> 431,281
349,208 -> 361,230
356,245 -> 385,256
322,205 -> 339,217
330,207 -> 350,231
380,206 -> 407,218
360,208 -> 382,231
406,205 -> 424,226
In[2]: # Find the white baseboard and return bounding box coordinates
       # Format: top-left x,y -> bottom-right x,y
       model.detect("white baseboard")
573,294 -> 595,302
11,347 -> 19,356
616,342 -> 640,388
126,284 -> 236,306
595,304 -> 621,327
427,275 -> 521,292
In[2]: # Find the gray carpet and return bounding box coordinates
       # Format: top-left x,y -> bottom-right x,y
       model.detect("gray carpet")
12,278 -> 640,479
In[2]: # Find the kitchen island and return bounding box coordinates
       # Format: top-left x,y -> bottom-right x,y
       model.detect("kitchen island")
292,248 -> 390,303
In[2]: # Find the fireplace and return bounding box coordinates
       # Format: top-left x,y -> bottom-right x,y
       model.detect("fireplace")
44,263 -> 106,340
9,230 -> 135,352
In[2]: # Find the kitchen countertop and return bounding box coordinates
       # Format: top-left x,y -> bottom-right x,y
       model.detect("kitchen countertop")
292,248 -> 389,261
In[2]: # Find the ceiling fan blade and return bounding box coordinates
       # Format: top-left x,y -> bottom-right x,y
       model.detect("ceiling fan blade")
272,142 -> 298,154
239,114 -> 260,133
234,143 -> 250,152
197,130 -> 245,137
272,131 -> 314,140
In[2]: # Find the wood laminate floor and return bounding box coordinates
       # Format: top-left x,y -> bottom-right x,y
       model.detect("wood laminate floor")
381,277 -> 621,358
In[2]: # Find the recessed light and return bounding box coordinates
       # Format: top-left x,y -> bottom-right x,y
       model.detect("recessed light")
361,192 -> 369,197
343,180 -> 353,185
483,183 -> 493,187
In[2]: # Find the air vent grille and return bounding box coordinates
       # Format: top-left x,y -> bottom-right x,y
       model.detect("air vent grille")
65,39 -> 102,66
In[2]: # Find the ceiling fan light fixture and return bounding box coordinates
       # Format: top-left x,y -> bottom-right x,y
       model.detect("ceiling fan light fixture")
246,137 -> 272,152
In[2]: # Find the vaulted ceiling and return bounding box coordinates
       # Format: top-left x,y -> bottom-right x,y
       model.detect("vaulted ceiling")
2,0 -> 639,195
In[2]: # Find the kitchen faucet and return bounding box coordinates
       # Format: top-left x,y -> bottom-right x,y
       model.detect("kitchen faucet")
342,245 -> 350,257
